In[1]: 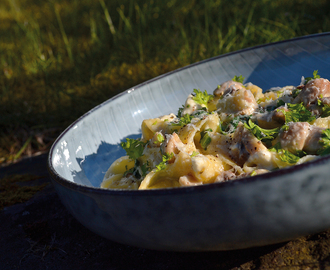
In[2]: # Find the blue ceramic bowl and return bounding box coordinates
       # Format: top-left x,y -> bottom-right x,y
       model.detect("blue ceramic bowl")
48,32 -> 330,251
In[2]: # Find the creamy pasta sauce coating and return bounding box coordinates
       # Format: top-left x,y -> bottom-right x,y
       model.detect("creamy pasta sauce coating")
101,74 -> 330,190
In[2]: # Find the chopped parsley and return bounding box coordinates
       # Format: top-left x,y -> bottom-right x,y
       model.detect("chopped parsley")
191,151 -> 199,157
140,162 -> 151,177
317,99 -> 330,117
192,89 -> 214,109
279,150 -> 301,164
317,129 -> 330,156
124,159 -> 151,179
200,129 -> 212,150
244,119 -> 280,142
250,170 -> 257,177
219,115 -> 250,134
279,103 -> 316,123
120,138 -> 146,160
171,113 -> 193,127
305,70 -> 320,84
270,143 -> 301,164
291,88 -> 301,99
191,108 -> 210,119
155,153 -> 174,171
276,99 -> 285,107
154,133 -> 165,144
124,167 -> 140,179
177,105 -> 185,118
232,75 -> 245,84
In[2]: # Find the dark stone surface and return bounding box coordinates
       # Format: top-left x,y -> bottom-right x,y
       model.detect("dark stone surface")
1,154 -> 329,270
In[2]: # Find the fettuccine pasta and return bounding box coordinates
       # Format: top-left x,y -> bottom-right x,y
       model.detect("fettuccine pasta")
101,72 -> 330,190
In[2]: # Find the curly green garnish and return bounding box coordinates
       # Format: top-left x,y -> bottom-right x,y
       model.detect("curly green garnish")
279,103 -> 316,124
192,89 -> 213,108
155,153 -> 174,172
120,138 -> 146,160
305,70 -> 320,84
171,113 -> 193,127
232,75 -> 245,84
200,129 -> 212,150
270,143 -> 301,164
244,119 -> 280,142
317,129 -> 330,156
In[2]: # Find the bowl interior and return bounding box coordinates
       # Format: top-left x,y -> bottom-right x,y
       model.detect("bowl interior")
50,33 -> 330,189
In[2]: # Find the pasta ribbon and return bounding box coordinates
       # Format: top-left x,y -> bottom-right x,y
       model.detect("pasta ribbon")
101,74 -> 330,190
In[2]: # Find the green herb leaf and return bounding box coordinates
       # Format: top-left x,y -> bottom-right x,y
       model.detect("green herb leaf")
244,119 -> 280,141
232,75 -> 245,83
317,99 -> 330,117
292,88 -> 301,98
124,160 -> 151,179
313,70 -> 320,79
269,142 -> 281,152
120,138 -> 146,160
305,70 -> 320,84
250,170 -> 257,176
276,99 -> 285,107
317,129 -> 330,156
192,89 -> 213,108
280,103 -> 316,123
278,150 -> 301,164
321,104 -> 330,118
155,153 -> 174,172
140,162 -> 151,177
191,151 -> 199,157
270,143 -> 301,164
219,115 -> 250,134
177,105 -> 185,118
191,107 -> 209,117
295,149 -> 308,158
154,133 -> 165,144
200,129 -> 212,150
171,113 -> 193,127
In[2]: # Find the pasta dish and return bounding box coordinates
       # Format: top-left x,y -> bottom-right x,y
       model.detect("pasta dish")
101,71 -> 330,190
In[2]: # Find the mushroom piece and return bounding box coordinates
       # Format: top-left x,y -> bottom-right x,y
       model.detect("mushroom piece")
216,86 -> 258,115
277,122 -> 325,154
222,123 -> 269,167
161,132 -> 183,163
294,78 -> 330,107
213,80 -> 244,97
303,125 -> 325,154
214,170 -> 237,183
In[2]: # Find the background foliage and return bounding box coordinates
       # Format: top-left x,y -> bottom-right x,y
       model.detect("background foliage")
1,0 -> 330,163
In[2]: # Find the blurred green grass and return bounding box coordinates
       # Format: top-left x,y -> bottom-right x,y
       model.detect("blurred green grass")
0,0 -> 330,164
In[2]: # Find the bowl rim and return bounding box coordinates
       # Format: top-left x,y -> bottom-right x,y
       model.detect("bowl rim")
48,32 -> 330,196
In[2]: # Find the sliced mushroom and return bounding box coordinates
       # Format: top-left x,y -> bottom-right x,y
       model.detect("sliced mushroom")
294,78 -> 330,106
216,87 -> 258,115
213,80 -> 244,97
161,132 -> 183,163
224,123 -> 269,166
277,122 -> 325,154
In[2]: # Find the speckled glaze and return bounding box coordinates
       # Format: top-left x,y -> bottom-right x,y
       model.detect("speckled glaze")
48,33 -> 330,251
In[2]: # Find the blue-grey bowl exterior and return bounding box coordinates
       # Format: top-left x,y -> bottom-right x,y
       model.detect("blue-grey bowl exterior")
48,32 -> 330,251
